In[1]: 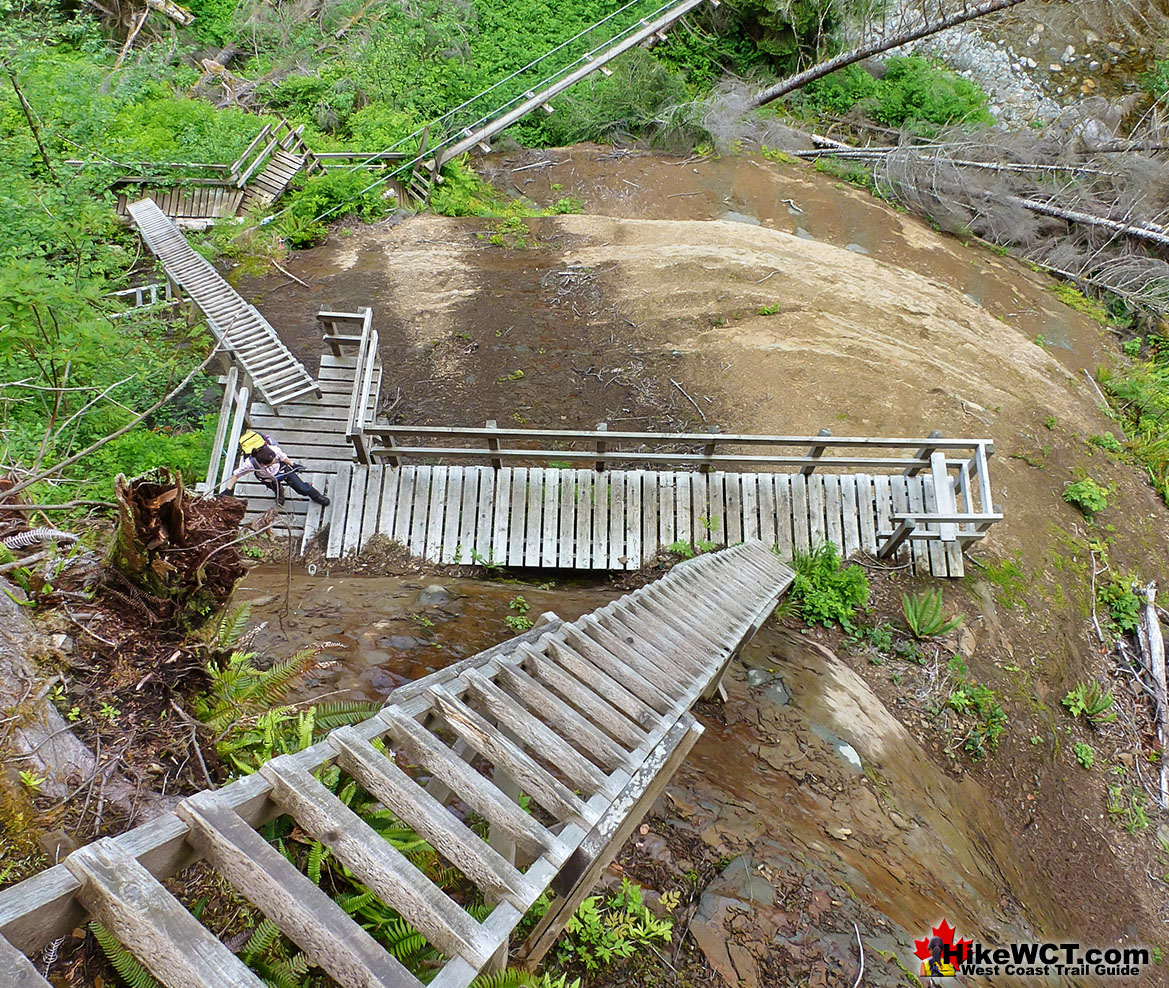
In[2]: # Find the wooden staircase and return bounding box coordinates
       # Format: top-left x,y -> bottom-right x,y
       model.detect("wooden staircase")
0,542 -> 794,988
127,198 -> 320,408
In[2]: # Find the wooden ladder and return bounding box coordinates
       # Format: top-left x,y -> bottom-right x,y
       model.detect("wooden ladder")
0,542 -> 793,988
127,198 -> 321,408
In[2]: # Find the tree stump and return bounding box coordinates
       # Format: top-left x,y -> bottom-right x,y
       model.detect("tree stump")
111,468 -> 247,628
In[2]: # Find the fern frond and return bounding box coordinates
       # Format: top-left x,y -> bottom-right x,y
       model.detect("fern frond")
247,647 -> 323,708
90,922 -> 159,988
241,918 -> 282,961
307,840 -> 327,886
470,968 -> 540,988
313,701 -> 383,732
214,603 -> 252,650
336,889 -> 378,914
252,958 -> 307,988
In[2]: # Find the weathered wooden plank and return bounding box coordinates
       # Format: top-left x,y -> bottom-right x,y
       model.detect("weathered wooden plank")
790,473 -> 810,554
807,474 -> 826,550
704,472 -> 725,546
425,465 -> 449,563
557,628 -> 675,714
457,467 -> 480,566
342,464 -> 369,557
64,839 -> 267,988
359,465 -> 384,551
840,475 -> 861,558
545,640 -> 659,732
541,469 -> 559,568
557,468 -> 576,568
518,645 -> 645,750
575,618 -> 687,701
656,473 -> 675,550
675,472 -> 692,549
687,472 -> 705,544
624,472 -> 642,569
379,467 -> 401,546
377,708 -> 559,862
494,664 -> 629,774
0,935 -> 52,987
873,474 -> 892,552
889,475 -> 915,571
463,672 -> 610,795
855,474 -> 876,552
641,473 -> 659,562
507,469 -> 528,568
441,467 -> 463,564
591,472 -> 609,569
259,756 -> 493,966
724,473 -> 743,545
393,466 -> 417,546
773,475 -> 792,560
427,686 -> 597,827
301,472 -> 326,555
823,474 -> 843,552
410,465 -> 433,558
473,467 -> 496,565
918,474 -> 947,577
492,467 -> 513,566
524,469 -> 543,569
755,474 -> 775,549
607,472 -> 625,570
329,728 -> 538,911
740,473 -> 760,543
573,469 -> 592,569
326,463 -> 352,559
177,793 -> 419,988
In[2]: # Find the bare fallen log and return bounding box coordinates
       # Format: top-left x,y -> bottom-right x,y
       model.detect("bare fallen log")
1139,583 -> 1169,808
750,0 -> 1030,109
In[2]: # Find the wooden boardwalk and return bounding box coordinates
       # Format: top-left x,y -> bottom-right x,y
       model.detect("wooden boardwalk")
0,543 -> 793,988
128,199 -> 320,408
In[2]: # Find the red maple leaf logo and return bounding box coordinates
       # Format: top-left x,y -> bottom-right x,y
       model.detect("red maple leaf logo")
914,919 -> 973,970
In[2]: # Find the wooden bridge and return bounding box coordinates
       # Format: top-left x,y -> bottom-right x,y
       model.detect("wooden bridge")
201,308 -> 1002,577
0,542 -> 793,988
128,199 -> 320,407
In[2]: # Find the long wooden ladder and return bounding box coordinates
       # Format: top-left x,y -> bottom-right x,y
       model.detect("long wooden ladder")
0,542 -> 793,988
127,198 -> 321,407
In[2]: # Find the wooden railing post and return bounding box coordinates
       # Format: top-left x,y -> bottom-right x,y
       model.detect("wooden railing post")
801,428 -> 830,477
486,420 -> 502,470
701,436 -> 716,474
905,429 -> 943,477
595,422 -> 607,472
877,516 -> 915,559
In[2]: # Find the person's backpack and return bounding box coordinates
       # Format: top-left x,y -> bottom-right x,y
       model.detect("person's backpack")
239,430 -> 269,456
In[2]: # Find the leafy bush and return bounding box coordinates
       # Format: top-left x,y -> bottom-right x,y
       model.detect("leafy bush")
556,879 -> 675,971
801,57 -> 993,132
278,169 -> 396,248
946,680 -> 1007,759
1098,576 -> 1141,634
786,542 -> 870,628
901,588 -> 963,639
1062,680 -> 1118,725
1073,742 -> 1095,769
1088,432 -> 1124,454
1063,477 -> 1109,519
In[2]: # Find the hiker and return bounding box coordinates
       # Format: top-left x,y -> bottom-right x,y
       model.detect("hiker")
221,431 -> 330,507
919,937 -> 957,980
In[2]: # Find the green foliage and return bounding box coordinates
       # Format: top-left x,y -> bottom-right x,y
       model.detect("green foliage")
556,878 -> 674,971
1088,432 -> 1124,454
1073,741 -> 1095,769
946,680 -> 1007,760
801,57 -> 993,132
1107,778 -> 1150,834
786,542 -> 870,628
901,588 -> 963,639
469,969 -> 545,988
1062,680 -> 1118,725
1048,282 -> 1110,324
278,169 -> 395,248
1143,60 -> 1169,98
1063,477 -> 1109,519
91,922 -> 159,988
1098,576 -> 1141,634
1100,358 -> 1169,505
193,645 -> 325,731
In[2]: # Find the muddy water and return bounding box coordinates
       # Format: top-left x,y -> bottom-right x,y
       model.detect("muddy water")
234,566 -> 618,703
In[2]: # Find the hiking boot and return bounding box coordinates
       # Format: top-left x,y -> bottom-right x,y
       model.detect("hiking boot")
312,492 -> 330,507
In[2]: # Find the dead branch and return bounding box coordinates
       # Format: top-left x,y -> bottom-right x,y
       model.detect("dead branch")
1139,583 -> 1169,808
750,0 -> 1030,109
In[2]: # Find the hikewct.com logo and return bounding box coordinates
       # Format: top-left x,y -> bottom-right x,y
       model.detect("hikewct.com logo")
914,919 -> 1150,979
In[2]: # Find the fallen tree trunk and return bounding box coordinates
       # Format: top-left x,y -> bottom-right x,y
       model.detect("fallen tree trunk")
1139,583 -> 1169,808
110,468 -> 247,629
749,0 -> 1030,109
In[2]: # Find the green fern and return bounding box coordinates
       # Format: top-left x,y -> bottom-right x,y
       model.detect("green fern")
240,919 -> 282,962
313,700 -> 384,732
469,968 -> 541,988
90,922 -> 159,988
193,646 -> 324,731
307,840 -> 328,886
901,589 -> 963,639
212,603 -> 252,650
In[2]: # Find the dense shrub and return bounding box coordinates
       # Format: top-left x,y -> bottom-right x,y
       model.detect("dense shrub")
786,542 -> 870,628
802,56 -> 993,131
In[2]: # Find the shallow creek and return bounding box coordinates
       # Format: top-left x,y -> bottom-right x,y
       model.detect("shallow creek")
236,568 -> 1086,987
